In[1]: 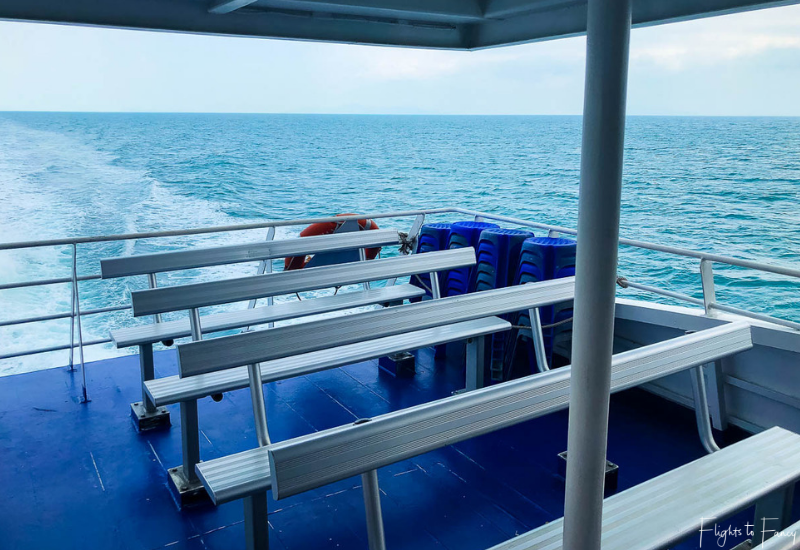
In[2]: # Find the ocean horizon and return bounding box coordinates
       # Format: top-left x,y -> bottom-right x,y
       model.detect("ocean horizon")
1,112 -> 799,375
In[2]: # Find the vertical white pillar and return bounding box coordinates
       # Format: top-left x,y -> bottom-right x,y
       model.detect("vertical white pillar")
562,0 -> 632,548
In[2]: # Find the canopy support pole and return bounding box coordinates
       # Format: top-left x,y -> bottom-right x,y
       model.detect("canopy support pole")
562,0 -> 632,548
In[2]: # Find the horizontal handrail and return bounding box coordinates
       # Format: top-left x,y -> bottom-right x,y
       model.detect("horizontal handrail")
2,206 -> 800,383
0,273 -> 100,291
0,304 -> 130,329
0,337 -> 112,361
3,206 -> 799,284
0,209 -> 451,251
451,207 -> 800,279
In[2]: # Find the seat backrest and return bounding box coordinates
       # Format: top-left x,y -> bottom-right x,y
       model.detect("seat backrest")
266,321 -> 752,499
175,275 -> 575,377
131,247 -> 478,318
100,229 -> 401,279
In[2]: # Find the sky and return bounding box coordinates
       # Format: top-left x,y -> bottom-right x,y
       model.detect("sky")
1,4 -> 799,115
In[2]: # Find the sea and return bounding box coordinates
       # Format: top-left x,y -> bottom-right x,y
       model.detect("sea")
1,112 -> 799,376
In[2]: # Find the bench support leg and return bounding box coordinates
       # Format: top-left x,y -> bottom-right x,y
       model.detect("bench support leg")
465,336 -> 486,391
361,469 -> 387,550
690,365 -> 720,454
753,483 -> 795,545
706,360 -> 728,431
130,343 -> 170,432
530,307 -> 550,373
244,492 -> 269,550
167,399 -> 208,507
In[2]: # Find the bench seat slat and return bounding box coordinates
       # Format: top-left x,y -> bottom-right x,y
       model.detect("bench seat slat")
488,427 -> 800,550
177,276 -> 574,376
197,447 -> 272,506
131,247 -> 475,317
146,316 -> 511,406
111,284 -> 424,348
100,229 -> 401,279
265,322 -> 751,499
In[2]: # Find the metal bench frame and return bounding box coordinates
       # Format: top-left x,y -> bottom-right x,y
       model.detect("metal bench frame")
101,227 -> 406,430
184,277 -> 573,547
158,247 -> 480,503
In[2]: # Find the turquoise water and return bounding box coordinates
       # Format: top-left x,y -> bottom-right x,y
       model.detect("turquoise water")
1,113 -> 799,374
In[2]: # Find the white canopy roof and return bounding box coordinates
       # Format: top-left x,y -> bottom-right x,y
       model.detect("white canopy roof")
1,0 -> 797,49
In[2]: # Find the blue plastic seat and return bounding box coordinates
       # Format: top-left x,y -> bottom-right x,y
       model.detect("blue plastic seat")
445,221 -> 499,297
412,222 -> 453,300
510,237 -> 576,374
472,228 -> 536,383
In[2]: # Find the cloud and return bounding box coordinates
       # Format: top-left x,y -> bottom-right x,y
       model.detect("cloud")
630,4 -> 800,70
356,49 -> 467,80
351,37 -> 585,82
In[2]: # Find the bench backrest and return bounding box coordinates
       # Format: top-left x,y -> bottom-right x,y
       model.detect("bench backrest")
132,247 -> 477,318
267,321 -> 752,499
175,275 -> 575,377
100,229 -> 401,279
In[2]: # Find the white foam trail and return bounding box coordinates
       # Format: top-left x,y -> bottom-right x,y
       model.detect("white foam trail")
0,118 -> 276,376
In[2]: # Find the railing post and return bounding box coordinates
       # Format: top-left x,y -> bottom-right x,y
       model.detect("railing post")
700,259 -> 716,315
407,214 -> 426,252
71,244 -> 89,403
562,0 -> 632,547
68,276 -> 76,372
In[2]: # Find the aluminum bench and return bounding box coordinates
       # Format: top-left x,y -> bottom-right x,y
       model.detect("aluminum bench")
198,312 -> 746,550
487,426 -> 799,550
101,229 -> 407,430
172,277 -> 572,504
144,247 -> 480,502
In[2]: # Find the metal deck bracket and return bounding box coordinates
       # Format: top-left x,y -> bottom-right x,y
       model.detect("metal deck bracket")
130,401 -> 170,432
167,465 -> 211,508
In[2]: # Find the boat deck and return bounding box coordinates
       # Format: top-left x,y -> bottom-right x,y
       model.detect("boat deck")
0,348 -> 769,550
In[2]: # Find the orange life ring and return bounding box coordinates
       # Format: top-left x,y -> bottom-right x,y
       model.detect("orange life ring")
284,214 -> 381,270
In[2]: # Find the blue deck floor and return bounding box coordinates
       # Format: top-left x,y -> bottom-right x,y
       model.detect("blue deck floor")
0,347 -> 769,550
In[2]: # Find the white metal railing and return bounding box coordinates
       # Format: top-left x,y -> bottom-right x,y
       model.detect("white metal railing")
2,206 -> 799,401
